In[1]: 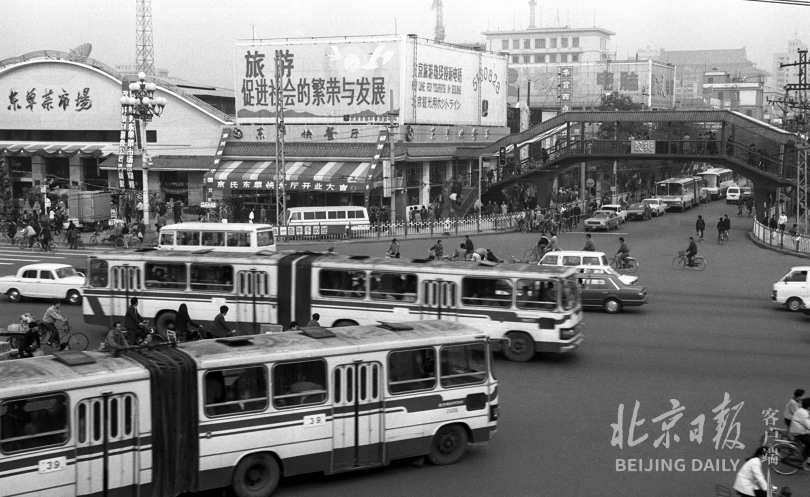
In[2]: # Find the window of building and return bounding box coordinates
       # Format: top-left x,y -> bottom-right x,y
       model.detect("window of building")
204,367 -> 268,417
571,53 -> 579,63
523,39 -> 531,49
89,260 -> 108,288
273,360 -> 327,408
512,55 -> 520,63
572,37 -> 580,48
319,269 -> 366,298
190,264 -> 233,292
388,348 -> 436,394
550,38 -> 557,48
534,54 -> 545,63
1,393 -> 69,453
429,160 -> 446,187
560,54 -> 568,63
370,272 -> 417,302
718,91 -> 724,100
535,38 -> 545,49
146,263 -> 188,290
561,38 -> 568,48
440,343 -> 487,388
707,77 -> 714,84
549,54 -> 557,63
501,39 -> 509,50
523,55 -> 531,64
461,277 -> 513,307
512,39 -> 520,49
746,110 -> 752,117
516,279 -> 557,310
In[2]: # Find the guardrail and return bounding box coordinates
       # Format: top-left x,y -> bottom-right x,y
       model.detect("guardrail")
752,218 -> 810,253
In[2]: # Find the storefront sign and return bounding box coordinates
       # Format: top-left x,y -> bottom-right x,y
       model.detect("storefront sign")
4,87 -> 93,113
200,201 -> 217,209
630,140 -> 656,154
116,88 -> 135,190
559,66 -> 573,113
211,179 -> 367,193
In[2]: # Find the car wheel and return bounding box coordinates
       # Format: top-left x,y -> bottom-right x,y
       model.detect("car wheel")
66,290 -> 81,305
787,298 -> 803,312
603,298 -> 622,314
7,289 -> 21,303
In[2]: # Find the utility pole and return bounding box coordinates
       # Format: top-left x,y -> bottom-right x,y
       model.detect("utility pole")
135,0 -> 155,76
274,51 -> 287,232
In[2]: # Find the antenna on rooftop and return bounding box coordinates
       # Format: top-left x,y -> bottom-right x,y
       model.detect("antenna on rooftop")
135,0 -> 155,75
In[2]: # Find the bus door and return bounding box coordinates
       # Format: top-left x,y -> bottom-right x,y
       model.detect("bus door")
421,280 -> 457,320
110,266 -> 142,322
332,362 -> 383,471
236,270 -> 272,334
75,394 -> 138,497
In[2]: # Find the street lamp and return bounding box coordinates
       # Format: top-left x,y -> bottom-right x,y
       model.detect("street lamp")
120,71 -> 167,229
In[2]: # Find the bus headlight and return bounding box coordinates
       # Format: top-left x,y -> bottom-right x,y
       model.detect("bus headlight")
560,327 -> 577,340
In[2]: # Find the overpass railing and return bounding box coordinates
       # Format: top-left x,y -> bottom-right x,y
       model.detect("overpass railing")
752,218 -> 810,253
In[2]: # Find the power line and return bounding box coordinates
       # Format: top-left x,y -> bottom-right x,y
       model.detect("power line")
742,0 -> 810,6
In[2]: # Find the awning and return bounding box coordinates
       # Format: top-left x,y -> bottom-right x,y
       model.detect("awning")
99,155 -> 216,171
205,160 -> 383,192
0,142 -> 117,158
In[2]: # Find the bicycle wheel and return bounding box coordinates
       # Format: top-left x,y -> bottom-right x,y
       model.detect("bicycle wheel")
610,257 -> 620,270
130,237 -> 141,248
693,257 -> 706,271
67,332 -> 89,351
672,256 -> 685,270
114,237 -> 125,248
90,235 -> 99,246
624,259 -> 639,273
770,442 -> 802,475
151,238 -> 159,247
523,248 -> 537,263
32,241 -> 44,252
48,241 -> 57,253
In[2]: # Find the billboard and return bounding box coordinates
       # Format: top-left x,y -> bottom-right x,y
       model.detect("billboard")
236,36 -> 401,124
402,38 -> 507,126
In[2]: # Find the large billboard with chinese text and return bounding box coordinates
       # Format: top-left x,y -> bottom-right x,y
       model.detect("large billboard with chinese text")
401,38 -> 507,126
236,36 -> 401,124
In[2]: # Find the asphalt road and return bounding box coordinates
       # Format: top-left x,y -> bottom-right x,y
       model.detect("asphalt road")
1,200 -> 809,497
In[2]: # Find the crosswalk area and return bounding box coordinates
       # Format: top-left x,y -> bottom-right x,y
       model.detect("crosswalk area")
0,245 -> 111,268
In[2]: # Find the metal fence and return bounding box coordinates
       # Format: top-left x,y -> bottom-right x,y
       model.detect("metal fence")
752,218 -> 810,253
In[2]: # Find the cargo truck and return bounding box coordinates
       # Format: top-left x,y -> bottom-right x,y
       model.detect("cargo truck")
65,190 -> 112,230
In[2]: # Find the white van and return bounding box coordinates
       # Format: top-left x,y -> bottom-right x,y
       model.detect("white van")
725,185 -> 742,204
157,223 -> 276,253
286,206 -> 370,229
773,266 -> 810,311
539,250 -> 639,285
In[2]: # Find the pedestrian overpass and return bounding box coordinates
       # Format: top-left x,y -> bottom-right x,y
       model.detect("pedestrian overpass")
460,110 -> 805,223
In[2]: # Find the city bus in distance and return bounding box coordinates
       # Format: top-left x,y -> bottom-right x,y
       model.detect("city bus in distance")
697,167 -> 735,199
0,320 -> 499,497
655,177 -> 699,211
82,251 -> 584,362
156,222 -> 276,253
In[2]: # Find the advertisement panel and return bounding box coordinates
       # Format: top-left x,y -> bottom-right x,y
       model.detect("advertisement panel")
235,36 -> 401,124
649,61 -> 675,108
402,39 -> 507,126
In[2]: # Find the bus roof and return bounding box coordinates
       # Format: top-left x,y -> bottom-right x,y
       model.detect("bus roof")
159,223 -> 274,231
656,177 -> 695,184
699,167 -> 733,175
180,320 -> 487,370
0,353 -> 149,399
287,206 -> 368,212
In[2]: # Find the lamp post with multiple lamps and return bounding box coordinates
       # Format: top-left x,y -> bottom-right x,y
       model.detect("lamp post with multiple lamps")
120,72 -> 167,229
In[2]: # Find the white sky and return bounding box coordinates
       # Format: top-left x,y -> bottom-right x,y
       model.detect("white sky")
1,0 -> 808,89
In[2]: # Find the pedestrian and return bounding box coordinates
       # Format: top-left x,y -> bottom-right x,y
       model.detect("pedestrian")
723,214 -> 731,239
249,208 -> 255,224
695,215 -> 705,242
40,223 -> 52,252
125,203 -> 132,224
174,201 -> 183,224
136,200 -> 144,222
779,212 -> 788,231
306,313 -> 321,327
682,133 -> 691,154
582,233 -> 595,251
464,235 -> 474,257
717,217 -> 725,244
386,238 -> 400,258
487,168 -> 494,186
288,321 -> 299,331
501,202 -> 508,215
784,389 -> 805,428
769,215 -> 778,230
732,446 -> 768,497
430,239 -> 443,260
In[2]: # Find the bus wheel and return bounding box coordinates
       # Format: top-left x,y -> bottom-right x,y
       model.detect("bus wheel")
155,311 -> 177,337
503,331 -> 535,362
231,453 -> 281,497
333,319 -> 358,327
427,424 -> 468,466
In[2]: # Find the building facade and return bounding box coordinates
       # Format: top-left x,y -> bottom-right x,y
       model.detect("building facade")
771,38 -> 807,93
702,70 -> 765,119
482,26 -> 616,65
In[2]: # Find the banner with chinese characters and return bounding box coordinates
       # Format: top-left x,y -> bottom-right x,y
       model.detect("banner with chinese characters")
402,38 -> 507,126
558,66 -> 573,113
236,36 -> 401,124
116,88 -> 131,189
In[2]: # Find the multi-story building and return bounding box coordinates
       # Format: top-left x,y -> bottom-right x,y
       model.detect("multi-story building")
482,26 -> 615,65
702,70 -> 765,119
771,38 -> 807,92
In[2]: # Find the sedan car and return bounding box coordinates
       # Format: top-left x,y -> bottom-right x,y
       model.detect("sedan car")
584,210 -> 621,231
599,204 -> 627,223
0,263 -> 85,305
626,203 -> 653,221
641,198 -> 667,217
577,272 -> 648,314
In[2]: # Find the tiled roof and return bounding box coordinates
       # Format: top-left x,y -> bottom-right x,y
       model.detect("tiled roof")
658,48 -> 754,67
99,155 -> 217,171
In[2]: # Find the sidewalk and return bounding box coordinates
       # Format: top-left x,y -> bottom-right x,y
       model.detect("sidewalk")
747,230 -> 810,260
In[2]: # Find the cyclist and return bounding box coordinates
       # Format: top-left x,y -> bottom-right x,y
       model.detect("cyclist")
42,300 -> 67,347
787,397 -> 810,463
5,219 -> 17,243
616,237 -> 630,268
717,217 -> 725,244
537,232 -> 550,253
547,231 -> 559,252
685,237 -> 698,267
18,316 -> 41,358
695,215 -> 705,242
723,214 -> 731,240
784,388 -> 805,428
737,201 -> 743,216
105,322 -> 129,351
124,297 -> 147,343
582,233 -> 596,252
745,196 -> 754,216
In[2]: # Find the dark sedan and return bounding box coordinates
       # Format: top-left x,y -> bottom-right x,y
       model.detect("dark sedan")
626,203 -> 653,221
577,272 -> 648,314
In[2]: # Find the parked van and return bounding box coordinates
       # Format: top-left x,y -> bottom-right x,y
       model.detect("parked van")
725,185 -> 742,204
286,206 -> 370,230
773,266 -> 810,311
538,250 -> 638,285
157,223 -> 276,253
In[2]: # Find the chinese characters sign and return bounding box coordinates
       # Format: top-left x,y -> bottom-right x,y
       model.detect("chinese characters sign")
631,140 -> 656,154
559,66 -> 573,112
116,88 -> 135,190
6,87 -> 92,113
236,38 -> 400,124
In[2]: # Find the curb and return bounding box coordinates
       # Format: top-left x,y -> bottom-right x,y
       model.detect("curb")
746,232 -> 810,260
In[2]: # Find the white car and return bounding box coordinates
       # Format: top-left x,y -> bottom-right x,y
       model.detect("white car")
539,251 -> 639,285
599,204 -> 627,223
0,263 -> 85,305
726,186 -> 742,204
641,198 -> 667,217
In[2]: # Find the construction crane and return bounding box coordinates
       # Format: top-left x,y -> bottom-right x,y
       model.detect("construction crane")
528,0 -> 537,29
136,0 -> 155,76
432,0 -> 446,42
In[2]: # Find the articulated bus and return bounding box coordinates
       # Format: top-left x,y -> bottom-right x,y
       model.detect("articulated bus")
697,167 -> 736,199
655,177 -> 700,211
82,251 -> 584,361
0,321 -> 499,497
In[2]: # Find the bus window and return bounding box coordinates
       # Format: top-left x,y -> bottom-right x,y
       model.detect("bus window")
190,264 -> 233,292
146,263 -> 188,290
370,272 -> 417,302
388,348 -> 436,394
202,231 -> 226,247
336,211 -> 346,219
655,184 -> 669,196
516,279 -> 556,310
204,367 -> 268,417
440,343 -> 487,388
0,394 -> 69,454
273,360 -> 327,408
304,212 -> 316,220
348,210 -> 357,219
257,230 -> 274,247
461,277 -> 513,308
177,231 -> 201,246
160,232 -> 175,246
319,270 -> 366,299
89,260 -> 108,288
226,232 -> 249,247
314,211 -> 326,220
327,211 -> 337,219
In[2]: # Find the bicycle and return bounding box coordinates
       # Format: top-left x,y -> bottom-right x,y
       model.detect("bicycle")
38,321 -> 89,352
609,255 -> 639,273
33,238 -> 57,253
672,250 -> 706,271
114,233 -> 141,249
523,245 -> 559,264
761,427 -> 808,475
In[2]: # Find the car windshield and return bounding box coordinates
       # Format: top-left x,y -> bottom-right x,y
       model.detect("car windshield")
642,199 -> 655,205
54,267 -> 78,279
628,204 -> 644,210
592,212 -> 611,218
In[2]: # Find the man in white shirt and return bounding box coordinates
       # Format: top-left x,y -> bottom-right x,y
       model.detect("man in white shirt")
732,447 -> 768,497
778,212 -> 788,231
785,388 -> 805,427
788,398 -> 810,461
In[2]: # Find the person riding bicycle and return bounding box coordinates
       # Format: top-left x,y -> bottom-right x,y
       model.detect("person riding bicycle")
547,231 -> 559,252
723,214 -> 731,239
737,201 -> 744,216
175,303 -> 201,341
685,237 -> 698,267
105,321 -> 129,351
41,300 -> 67,347
124,297 -> 147,343
18,314 -> 41,358
695,215 -> 705,242
717,217 -> 726,243
582,233 -> 596,252
745,196 -> 754,216
537,232 -> 550,253
616,237 -> 630,268
787,397 -> 810,464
